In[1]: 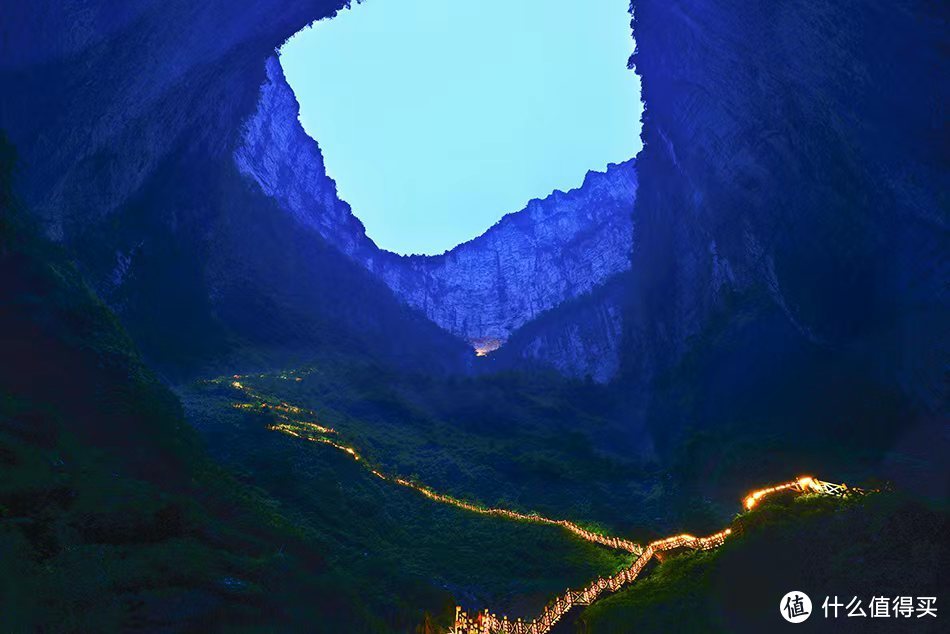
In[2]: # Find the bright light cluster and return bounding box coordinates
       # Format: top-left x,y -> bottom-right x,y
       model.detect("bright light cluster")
742,475 -> 833,510
454,525 -> 737,634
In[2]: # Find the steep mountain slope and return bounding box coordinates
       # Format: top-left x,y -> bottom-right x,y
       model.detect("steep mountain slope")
236,56 -> 637,363
579,494 -> 947,633
2,1 -> 639,382
0,136 -> 371,631
1,0 -> 471,378
1,135 -> 642,633
618,0 -> 948,491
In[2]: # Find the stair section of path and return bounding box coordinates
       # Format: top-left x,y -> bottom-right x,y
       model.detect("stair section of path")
211,373 -> 864,634
452,476 -> 863,634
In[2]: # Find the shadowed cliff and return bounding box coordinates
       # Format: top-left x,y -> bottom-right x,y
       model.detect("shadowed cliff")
1,0 -> 475,379
2,0 -> 945,472
235,56 -> 638,373
619,0 -> 948,494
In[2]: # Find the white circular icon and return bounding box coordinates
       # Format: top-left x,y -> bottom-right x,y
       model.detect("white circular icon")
780,591 -> 812,623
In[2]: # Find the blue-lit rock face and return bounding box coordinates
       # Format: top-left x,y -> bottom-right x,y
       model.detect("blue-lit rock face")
375,163 -> 636,346
494,276 -> 629,383
0,0 -> 476,377
621,0 -> 947,448
2,0 -> 943,407
236,57 -> 637,380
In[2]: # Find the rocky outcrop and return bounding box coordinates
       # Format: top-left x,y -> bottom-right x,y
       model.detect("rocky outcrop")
236,57 -> 637,374
234,57 -> 378,263
494,276 -> 628,383
372,162 -> 636,345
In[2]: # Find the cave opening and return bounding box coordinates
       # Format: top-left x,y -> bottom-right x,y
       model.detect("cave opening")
278,0 -> 643,256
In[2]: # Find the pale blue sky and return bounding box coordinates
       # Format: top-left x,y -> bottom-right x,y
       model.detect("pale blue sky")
280,0 -> 641,255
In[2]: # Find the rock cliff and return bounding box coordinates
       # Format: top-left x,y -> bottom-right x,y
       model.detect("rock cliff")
0,0 -> 474,377
494,276 -> 629,383
2,0 -> 944,414
236,56 -> 637,365
621,0 -> 947,464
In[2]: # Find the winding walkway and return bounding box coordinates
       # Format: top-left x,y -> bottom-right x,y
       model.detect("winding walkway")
215,374 -> 859,634
451,477 -> 855,634
221,375 -> 642,553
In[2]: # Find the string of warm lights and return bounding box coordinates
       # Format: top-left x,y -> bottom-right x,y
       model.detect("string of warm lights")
217,376 -> 642,554
453,527 -> 735,634
212,374 -> 859,634
452,476 -> 858,634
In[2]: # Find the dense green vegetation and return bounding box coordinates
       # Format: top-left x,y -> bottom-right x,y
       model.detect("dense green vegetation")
181,364 -> 946,634
184,374 -> 636,626
186,364 -> 655,529
0,134 -> 375,631
0,134 -> 634,631
577,493 -> 947,633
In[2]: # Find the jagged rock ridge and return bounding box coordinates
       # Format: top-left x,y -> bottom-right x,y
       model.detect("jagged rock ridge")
236,56 -> 637,370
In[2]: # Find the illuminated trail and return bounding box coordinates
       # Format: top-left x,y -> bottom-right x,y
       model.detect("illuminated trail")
453,528 -> 732,634
452,476 -> 862,634
217,376 -> 642,554
213,374 -> 863,634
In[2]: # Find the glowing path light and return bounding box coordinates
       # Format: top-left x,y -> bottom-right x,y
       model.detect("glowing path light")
212,373 -> 864,634
452,476 -> 863,634
453,528 -> 733,634
742,476 -> 857,511
216,376 -> 643,554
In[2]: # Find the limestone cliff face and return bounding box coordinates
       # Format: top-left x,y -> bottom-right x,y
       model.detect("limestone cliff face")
621,0 -> 947,448
234,57 -> 378,263
0,0 -> 476,377
7,0 -> 940,409
236,56 -> 637,374
493,276 -> 628,383
373,162 -> 636,345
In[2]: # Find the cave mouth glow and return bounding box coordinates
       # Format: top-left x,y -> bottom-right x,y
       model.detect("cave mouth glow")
280,0 -> 642,256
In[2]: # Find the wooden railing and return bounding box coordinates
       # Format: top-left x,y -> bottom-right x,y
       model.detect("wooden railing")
450,476 -> 859,634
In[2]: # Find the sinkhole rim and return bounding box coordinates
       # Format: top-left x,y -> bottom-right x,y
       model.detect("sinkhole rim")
275,0 -> 645,257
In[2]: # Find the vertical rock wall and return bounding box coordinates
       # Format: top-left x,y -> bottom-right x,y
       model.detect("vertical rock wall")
622,0 -> 947,452
235,56 -> 639,378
